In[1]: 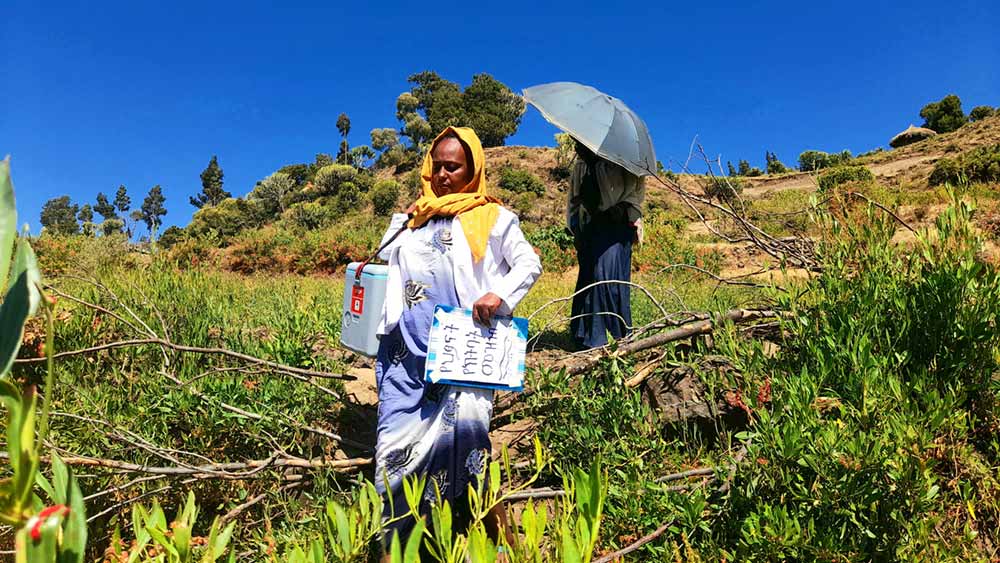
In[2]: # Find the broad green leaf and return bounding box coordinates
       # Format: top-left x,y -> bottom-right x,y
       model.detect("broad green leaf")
148,500 -> 167,530
489,462 -> 501,496
333,502 -> 351,554
13,387 -> 38,514
181,490 -> 197,525
174,521 -> 192,563
0,380 -> 23,472
0,273 -> 37,377
0,157 -> 15,290
404,519 -> 425,563
110,525 -> 123,557
33,472 -> 55,503
17,519 -> 57,563
560,520 -> 581,563
51,453 -> 69,504
54,453 -> 88,563
308,539 -> 324,563
209,521 -> 235,562
0,237 -> 41,378
389,530 -> 403,563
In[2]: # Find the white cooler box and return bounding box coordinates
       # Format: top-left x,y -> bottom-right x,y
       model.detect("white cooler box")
341,262 -> 389,357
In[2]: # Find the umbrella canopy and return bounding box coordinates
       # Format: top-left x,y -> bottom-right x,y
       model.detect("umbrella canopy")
523,82 -> 657,177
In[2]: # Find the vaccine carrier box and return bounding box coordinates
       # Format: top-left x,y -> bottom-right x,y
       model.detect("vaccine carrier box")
341,262 -> 389,357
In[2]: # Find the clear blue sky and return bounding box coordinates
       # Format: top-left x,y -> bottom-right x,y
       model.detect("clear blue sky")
4,0 -> 998,235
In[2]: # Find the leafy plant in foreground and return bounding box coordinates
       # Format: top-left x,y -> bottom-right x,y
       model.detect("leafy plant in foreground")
1,157 -> 88,561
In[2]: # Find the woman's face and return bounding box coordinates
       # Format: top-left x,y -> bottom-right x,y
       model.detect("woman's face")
431,137 -> 473,195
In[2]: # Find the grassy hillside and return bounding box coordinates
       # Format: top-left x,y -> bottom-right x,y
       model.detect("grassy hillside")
9,116 -> 1000,560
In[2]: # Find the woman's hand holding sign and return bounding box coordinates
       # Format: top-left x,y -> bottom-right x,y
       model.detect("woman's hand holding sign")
472,292 -> 503,326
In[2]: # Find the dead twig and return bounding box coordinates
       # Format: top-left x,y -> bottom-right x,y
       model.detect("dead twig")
219,480 -> 308,525
14,337 -> 355,381
1,451 -> 372,477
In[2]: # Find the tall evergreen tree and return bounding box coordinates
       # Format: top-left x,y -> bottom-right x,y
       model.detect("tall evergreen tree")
94,192 -> 117,220
462,73 -> 525,147
78,204 -> 96,236
190,155 -> 230,208
337,140 -> 350,165
336,114 -> 352,164
40,196 -> 80,235
77,203 -> 93,224
402,71 -> 523,147
114,185 -> 131,215
336,113 -> 351,138
141,185 -> 167,241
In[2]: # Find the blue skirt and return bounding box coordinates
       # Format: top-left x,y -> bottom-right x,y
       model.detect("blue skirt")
571,221 -> 634,349
373,328 -> 494,546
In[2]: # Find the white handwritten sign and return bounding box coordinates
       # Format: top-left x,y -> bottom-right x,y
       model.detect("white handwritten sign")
424,305 -> 527,392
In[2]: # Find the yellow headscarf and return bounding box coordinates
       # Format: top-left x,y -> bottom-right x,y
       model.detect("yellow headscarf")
409,126 -> 501,263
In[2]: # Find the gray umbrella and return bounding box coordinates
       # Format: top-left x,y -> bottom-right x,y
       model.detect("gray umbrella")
523,82 -> 657,178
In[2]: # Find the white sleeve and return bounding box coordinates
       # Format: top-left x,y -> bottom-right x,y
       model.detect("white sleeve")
377,213 -> 409,261
492,214 -> 542,315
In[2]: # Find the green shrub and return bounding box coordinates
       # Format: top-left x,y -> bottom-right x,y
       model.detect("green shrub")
525,225 -> 574,271
799,149 -> 854,172
312,164 -> 357,196
404,167 -> 423,199
703,176 -> 746,202
969,105 -> 996,122
165,237 -> 217,268
186,198 -> 262,241
920,93 -> 967,133
817,165 -> 874,192
961,144 -> 1000,183
929,144 -> 1000,186
929,157 -> 962,186
765,151 -> 789,174
157,225 -> 186,249
733,159 -> 763,177
498,166 -> 545,196
353,170 -> 376,193
552,133 -> 575,180
333,181 -> 361,214
247,172 -> 294,219
370,179 -> 401,215
283,200 -> 337,230
100,217 -> 124,236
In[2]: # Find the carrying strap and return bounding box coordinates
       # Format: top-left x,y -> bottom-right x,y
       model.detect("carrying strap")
354,216 -> 411,283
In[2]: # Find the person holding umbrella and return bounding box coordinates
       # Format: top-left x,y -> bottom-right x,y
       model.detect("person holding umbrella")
524,82 -> 656,349
567,138 -> 645,348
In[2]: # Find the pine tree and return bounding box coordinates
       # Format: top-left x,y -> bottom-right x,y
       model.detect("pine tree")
141,185 -> 167,241
77,204 -> 93,224
114,185 -> 131,215
94,192 -> 117,220
190,155 -> 230,208
40,196 -> 79,235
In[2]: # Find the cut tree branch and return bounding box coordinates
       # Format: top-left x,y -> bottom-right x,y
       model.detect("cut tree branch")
14,337 -> 355,381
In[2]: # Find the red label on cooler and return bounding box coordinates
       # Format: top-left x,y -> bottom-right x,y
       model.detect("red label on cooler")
350,285 -> 365,315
